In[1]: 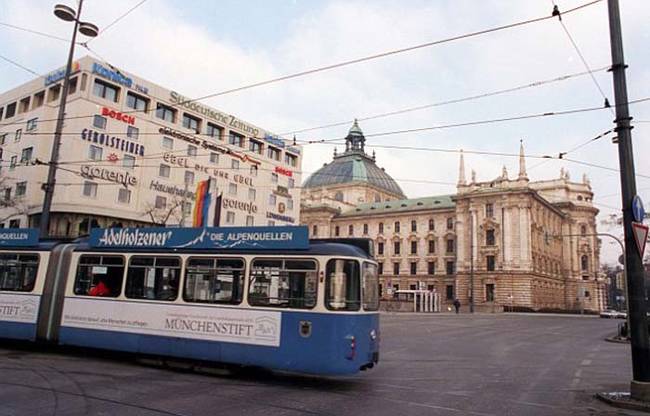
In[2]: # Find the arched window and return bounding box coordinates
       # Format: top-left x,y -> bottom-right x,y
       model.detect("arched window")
428,219 -> 434,231
334,191 -> 344,202
581,255 -> 589,271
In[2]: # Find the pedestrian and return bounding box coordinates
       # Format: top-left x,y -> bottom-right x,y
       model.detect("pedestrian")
88,278 -> 111,297
453,298 -> 461,314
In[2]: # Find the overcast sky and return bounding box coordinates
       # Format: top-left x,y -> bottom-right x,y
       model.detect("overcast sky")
1,0 -> 649,264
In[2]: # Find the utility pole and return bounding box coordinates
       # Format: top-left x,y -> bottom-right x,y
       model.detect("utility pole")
470,210 -> 475,313
607,0 -> 650,400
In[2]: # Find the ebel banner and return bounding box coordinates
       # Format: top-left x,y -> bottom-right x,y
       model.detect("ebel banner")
89,226 -> 309,250
0,229 -> 39,246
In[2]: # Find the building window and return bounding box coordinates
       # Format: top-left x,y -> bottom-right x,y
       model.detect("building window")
15,182 -> 26,197
33,91 -> 45,109
224,212 -> 235,225
271,172 -> 279,183
229,183 -> 237,196
187,145 -> 197,157
411,240 -> 417,254
249,139 -> 263,154
393,262 -> 400,275
228,132 -> 244,147
250,165 -> 258,176
118,188 -> 131,204
446,239 -> 454,253
93,115 -> 107,129
126,92 -> 148,111
127,126 -> 139,140
487,255 -> 495,271
486,203 -> 494,218
4,188 -> 10,200
20,147 -> 33,163
82,181 -> 98,198
411,220 -> 417,232
486,229 -> 495,246
428,240 -> 435,254
8,219 -> 20,228
268,194 -> 276,206
447,217 -> 454,230
410,262 -> 417,275
363,223 -> 368,235
285,153 -> 297,167
580,225 -> 587,236
210,152 -> 219,164
123,155 -> 135,169
246,215 -> 254,226
26,118 -> 38,131
0,133 -> 6,144
162,136 -> 173,149
18,97 -> 30,113
9,156 -> 17,170
88,145 -> 103,161
394,241 -> 400,255
335,226 -> 340,237
14,129 -> 22,142
159,164 -> 170,178
312,224 -> 318,236
581,255 -> 589,272
287,199 -> 294,210
156,103 -> 176,123
248,188 -> 256,201
268,220 -> 275,226
231,159 -> 239,170
5,102 -> 16,118
155,196 -> 167,209
348,224 -> 354,236
334,191 -> 343,202
429,219 -> 434,231
267,146 -> 281,161
427,261 -> 435,275
93,79 -> 119,102
184,171 -> 194,185
377,242 -> 384,255
67,77 -> 78,95
378,262 -> 383,275
394,221 -> 400,233
288,178 -> 295,189
207,123 -> 223,139
48,85 -> 61,103
182,113 -> 201,132
446,261 -> 455,275
379,222 -> 384,234
486,284 -> 495,302
446,285 -> 454,300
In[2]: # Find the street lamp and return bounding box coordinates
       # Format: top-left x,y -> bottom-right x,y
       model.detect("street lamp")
40,1 -> 98,237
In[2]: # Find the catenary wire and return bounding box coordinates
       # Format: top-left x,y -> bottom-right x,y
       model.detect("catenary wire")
85,0 -> 148,42
0,54 -> 41,77
0,22 -> 71,43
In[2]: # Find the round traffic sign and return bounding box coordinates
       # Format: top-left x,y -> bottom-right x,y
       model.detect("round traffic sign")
632,195 -> 645,223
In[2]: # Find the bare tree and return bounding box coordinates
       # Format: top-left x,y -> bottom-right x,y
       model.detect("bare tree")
0,176 -> 30,224
142,196 -> 186,226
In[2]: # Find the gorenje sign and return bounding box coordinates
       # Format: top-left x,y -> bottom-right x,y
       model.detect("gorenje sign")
89,226 -> 309,250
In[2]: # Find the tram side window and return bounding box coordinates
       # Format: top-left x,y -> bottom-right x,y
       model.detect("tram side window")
362,262 -> 379,311
249,259 -> 317,309
74,255 -> 124,297
325,259 -> 360,311
126,256 -> 181,301
0,253 -> 39,292
184,257 -> 245,304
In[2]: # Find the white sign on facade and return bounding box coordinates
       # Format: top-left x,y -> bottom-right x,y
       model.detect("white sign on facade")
61,298 -> 282,347
0,293 -> 40,323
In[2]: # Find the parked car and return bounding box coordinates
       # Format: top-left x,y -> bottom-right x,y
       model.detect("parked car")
600,309 -> 627,319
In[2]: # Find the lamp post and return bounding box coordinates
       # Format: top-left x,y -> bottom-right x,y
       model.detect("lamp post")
39,1 -> 98,237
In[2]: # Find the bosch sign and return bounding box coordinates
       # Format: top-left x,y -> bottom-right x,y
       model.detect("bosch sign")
102,107 -> 135,125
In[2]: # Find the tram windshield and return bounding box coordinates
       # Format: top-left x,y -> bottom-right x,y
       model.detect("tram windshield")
249,259 -> 318,309
362,262 -> 379,311
325,259 -> 360,311
0,253 -> 39,292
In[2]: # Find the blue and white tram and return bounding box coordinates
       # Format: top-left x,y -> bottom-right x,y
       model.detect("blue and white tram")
0,226 -> 380,375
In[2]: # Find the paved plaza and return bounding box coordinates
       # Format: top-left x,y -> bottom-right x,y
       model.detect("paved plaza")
0,314 -> 642,415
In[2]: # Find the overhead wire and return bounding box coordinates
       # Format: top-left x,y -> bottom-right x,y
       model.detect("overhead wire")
85,0 -> 148,42
0,21 -> 71,43
0,54 -> 41,77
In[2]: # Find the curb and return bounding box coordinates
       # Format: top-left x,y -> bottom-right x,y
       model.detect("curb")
605,335 -> 630,344
596,392 -> 650,413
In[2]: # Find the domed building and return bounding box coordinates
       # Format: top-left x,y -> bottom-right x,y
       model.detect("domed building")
300,121 -> 606,313
302,120 -> 405,212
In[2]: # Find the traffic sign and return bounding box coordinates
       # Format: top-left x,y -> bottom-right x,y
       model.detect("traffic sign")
632,195 -> 645,223
632,222 -> 649,259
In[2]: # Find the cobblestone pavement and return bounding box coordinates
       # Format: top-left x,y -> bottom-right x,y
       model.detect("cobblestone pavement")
0,314 -> 642,415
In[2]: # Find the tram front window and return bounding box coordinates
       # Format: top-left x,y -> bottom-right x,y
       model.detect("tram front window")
125,256 -> 181,301
0,253 -> 39,292
325,259 -> 360,311
249,259 -> 317,309
362,262 -> 379,311
184,257 -> 244,304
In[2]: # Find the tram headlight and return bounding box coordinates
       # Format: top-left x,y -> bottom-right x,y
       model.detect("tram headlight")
369,329 -> 377,340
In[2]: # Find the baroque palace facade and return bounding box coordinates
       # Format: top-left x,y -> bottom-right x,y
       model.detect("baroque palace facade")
301,121 -> 606,312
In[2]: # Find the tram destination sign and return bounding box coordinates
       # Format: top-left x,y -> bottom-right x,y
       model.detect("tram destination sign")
89,226 -> 309,250
0,229 -> 39,246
